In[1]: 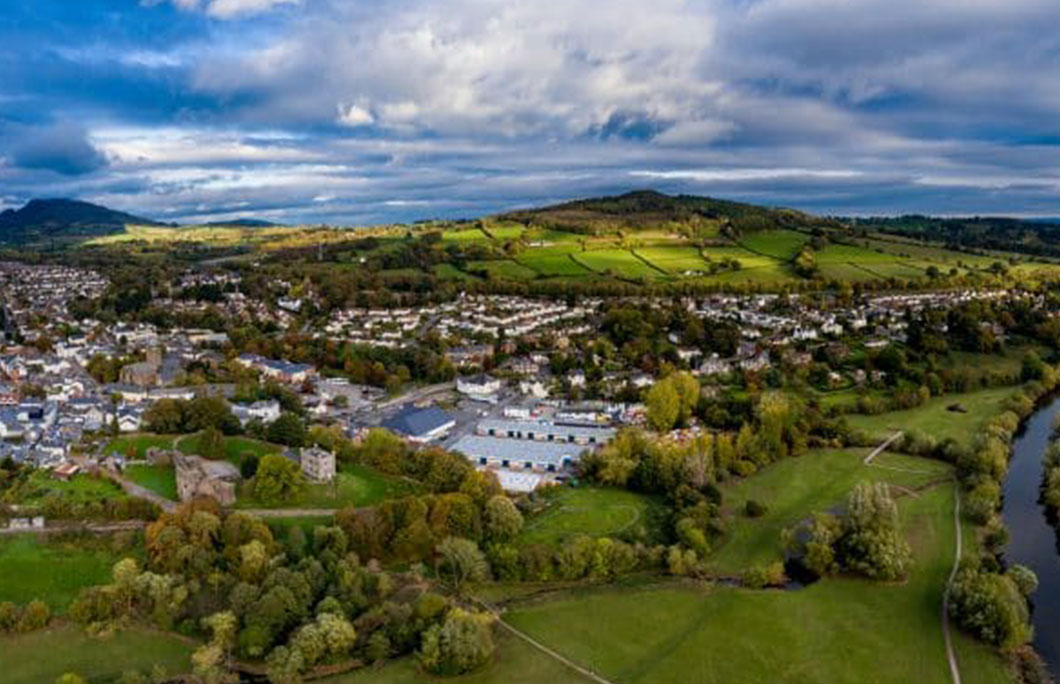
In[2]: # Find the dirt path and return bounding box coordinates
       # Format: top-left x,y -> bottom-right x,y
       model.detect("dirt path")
471,597 -> 614,684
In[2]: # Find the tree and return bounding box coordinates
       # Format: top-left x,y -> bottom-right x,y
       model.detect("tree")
419,608 -> 495,675
199,426 -> 226,461
144,399 -> 185,434
241,453 -> 260,479
836,482 -> 912,580
670,372 -> 700,427
646,380 -> 680,432
483,496 -> 523,543
254,455 -> 306,505
950,562 -> 1032,650
436,537 -> 489,593
268,413 -> 307,448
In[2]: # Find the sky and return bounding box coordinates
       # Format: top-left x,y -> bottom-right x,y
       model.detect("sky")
2,0 -> 1060,225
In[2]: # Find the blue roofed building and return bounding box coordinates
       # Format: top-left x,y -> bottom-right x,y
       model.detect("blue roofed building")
381,405 -> 456,443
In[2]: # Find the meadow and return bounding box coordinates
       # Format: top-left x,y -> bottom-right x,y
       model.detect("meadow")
501,483 -> 1010,684
711,448 -> 950,573
0,624 -> 194,684
0,536 -> 128,611
845,385 -> 1019,448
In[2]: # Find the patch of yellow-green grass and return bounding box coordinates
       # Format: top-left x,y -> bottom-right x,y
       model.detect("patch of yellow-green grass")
576,249 -> 663,279
1,623 -> 194,684
635,246 -> 711,273
845,385 -> 1019,448
739,229 -> 809,260
441,227 -> 491,243
467,260 -> 540,281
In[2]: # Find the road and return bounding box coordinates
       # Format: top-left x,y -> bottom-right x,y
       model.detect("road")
376,381 -> 454,411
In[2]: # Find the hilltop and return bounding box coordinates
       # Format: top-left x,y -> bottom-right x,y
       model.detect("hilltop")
0,199 -> 164,244
497,190 -> 843,235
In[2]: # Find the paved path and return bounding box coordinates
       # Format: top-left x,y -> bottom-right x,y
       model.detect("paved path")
942,484 -> 964,684
862,431 -> 904,464
471,597 -> 614,684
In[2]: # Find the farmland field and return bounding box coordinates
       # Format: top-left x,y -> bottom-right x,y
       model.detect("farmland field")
635,246 -> 710,273
468,259 -> 540,281
517,251 -> 594,277
577,249 -> 662,279
739,229 -> 808,260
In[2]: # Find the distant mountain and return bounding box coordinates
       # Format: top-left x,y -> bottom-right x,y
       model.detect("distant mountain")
200,218 -> 281,228
0,198 -> 164,244
496,189 -> 842,235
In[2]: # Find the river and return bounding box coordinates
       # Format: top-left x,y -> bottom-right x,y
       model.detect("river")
1002,396 -> 1060,672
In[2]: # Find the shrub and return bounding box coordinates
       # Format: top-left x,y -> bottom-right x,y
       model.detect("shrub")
744,499 -> 768,517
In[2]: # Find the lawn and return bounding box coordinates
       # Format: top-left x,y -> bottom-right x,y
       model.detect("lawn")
103,433 -> 177,459
0,536 -> 128,611
176,433 -> 281,465
0,624 -> 194,684
124,464 -> 178,501
845,385 -> 1019,448
711,448 -> 950,573
519,487 -> 667,546
503,482 -> 1011,684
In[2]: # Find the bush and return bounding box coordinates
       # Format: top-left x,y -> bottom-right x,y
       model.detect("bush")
741,562 -> 787,589
949,563 -> 1032,651
744,499 -> 768,517
418,608 -> 495,675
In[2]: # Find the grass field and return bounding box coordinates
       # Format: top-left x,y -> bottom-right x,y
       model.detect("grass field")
6,470 -> 128,507
845,385 -> 1018,447
322,629 -> 587,684
176,433 -> 281,465
711,448 -> 950,573
634,246 -> 710,273
124,464 -> 178,501
502,482 -> 1010,684
519,487 -> 666,546
104,433 -> 177,459
577,249 -> 661,279
237,462 -> 418,509
467,259 -> 540,281
0,624 -> 194,684
0,536 -> 127,611
739,229 -> 809,260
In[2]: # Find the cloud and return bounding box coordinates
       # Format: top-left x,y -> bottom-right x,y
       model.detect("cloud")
336,103 -> 374,128
4,121 -> 108,176
156,0 -> 300,19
